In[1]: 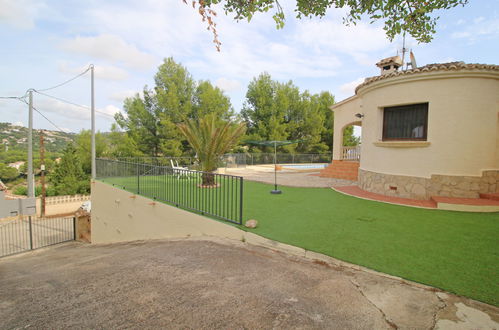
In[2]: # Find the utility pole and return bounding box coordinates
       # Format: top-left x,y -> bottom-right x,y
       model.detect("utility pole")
40,130 -> 46,217
90,64 -> 96,179
27,90 -> 34,198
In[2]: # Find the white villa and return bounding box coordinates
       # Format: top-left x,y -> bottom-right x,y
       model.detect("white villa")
322,58 -> 499,200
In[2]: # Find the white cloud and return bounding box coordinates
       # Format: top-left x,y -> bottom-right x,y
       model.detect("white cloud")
0,0 -> 45,29
451,17 -> 499,41
13,121 -> 24,127
187,18 -> 343,79
98,105 -> 122,118
215,77 -> 241,92
451,31 -> 471,39
58,62 -> 129,81
34,97 -> 120,125
83,0 -> 344,79
353,126 -> 362,137
35,98 -> 90,122
474,17 -> 485,24
60,34 -> 157,70
293,19 -> 390,56
338,77 -> 365,99
109,90 -> 142,103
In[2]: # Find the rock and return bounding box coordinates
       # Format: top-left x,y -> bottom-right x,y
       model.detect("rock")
245,219 -> 258,228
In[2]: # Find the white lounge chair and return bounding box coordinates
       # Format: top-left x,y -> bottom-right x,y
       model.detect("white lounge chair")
170,159 -> 189,179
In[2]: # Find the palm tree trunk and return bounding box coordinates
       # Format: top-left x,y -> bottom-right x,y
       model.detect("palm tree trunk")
201,172 -> 215,186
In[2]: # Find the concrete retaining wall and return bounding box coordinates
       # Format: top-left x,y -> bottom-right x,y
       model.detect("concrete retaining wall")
91,180 -> 248,244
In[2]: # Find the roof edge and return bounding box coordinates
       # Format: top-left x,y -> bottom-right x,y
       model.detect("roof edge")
355,62 -> 499,94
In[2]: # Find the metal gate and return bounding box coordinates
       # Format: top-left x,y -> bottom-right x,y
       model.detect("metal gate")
0,216 -> 75,257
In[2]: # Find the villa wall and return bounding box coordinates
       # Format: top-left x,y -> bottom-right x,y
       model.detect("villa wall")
359,169 -> 499,200
333,67 -> 499,199
91,180 -> 245,244
357,73 -> 499,178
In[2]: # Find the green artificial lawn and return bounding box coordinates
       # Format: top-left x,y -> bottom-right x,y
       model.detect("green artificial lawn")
100,176 -> 499,306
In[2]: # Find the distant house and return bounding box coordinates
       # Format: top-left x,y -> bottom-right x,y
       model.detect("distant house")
322,59 -> 499,200
8,161 -> 25,170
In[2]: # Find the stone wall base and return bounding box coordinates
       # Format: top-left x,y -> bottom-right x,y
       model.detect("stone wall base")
358,169 -> 499,200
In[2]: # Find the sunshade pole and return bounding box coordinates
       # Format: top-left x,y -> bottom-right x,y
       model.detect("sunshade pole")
245,139 -> 303,195
274,142 -> 277,190
271,141 -> 282,194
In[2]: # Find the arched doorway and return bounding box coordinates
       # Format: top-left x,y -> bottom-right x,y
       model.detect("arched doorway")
341,121 -> 362,161
319,120 -> 362,181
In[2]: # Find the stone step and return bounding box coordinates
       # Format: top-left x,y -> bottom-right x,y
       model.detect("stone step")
479,193 -> 499,201
430,196 -> 499,212
319,161 -> 360,180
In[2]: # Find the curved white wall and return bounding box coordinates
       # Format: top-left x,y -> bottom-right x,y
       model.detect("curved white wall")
357,72 -> 499,178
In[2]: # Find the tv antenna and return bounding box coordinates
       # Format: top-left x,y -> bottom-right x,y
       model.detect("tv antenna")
400,33 -> 408,68
399,33 -> 417,70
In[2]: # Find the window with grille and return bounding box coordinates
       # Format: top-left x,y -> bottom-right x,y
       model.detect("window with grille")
382,103 -> 428,140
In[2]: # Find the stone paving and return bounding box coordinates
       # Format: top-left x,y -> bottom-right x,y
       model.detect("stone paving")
224,166 -> 356,188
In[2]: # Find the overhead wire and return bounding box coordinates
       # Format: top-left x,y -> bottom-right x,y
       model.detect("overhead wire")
34,65 -> 92,92
0,96 -> 25,100
4,64 -> 115,154
1,65 -> 89,101
3,65 -> 118,120
33,90 -> 116,119
19,98 -> 92,153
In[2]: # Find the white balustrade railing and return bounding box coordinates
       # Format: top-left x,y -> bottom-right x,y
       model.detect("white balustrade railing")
43,194 -> 90,205
342,146 -> 361,161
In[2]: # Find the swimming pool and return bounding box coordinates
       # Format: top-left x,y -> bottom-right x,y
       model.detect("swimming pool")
282,164 -> 328,169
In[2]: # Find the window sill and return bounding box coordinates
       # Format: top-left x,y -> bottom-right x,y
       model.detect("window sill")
373,141 -> 431,148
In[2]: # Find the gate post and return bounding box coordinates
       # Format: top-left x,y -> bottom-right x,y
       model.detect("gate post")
28,216 -> 33,250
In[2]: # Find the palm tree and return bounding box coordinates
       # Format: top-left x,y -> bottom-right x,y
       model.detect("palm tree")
178,114 -> 246,186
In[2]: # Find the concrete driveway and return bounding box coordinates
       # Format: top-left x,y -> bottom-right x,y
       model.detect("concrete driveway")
1,238 -> 497,329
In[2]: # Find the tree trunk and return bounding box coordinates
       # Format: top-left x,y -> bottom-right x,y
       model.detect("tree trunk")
201,172 -> 215,187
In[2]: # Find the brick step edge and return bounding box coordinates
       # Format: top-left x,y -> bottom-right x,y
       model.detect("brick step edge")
479,193 -> 499,201
431,196 -> 499,206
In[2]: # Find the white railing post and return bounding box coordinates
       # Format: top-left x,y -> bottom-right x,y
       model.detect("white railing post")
341,146 -> 361,161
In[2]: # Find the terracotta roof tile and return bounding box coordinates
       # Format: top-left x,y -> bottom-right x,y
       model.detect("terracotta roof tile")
355,62 -> 499,94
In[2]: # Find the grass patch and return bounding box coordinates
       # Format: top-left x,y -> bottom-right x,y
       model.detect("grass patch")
100,176 -> 499,306
245,181 -> 499,306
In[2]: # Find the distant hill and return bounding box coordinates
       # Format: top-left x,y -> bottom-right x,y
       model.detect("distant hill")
0,122 -> 75,154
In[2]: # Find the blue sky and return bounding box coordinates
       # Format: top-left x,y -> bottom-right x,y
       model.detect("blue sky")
0,0 -> 498,133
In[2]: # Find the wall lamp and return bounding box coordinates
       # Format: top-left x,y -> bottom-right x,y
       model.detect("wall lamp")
355,113 -> 364,119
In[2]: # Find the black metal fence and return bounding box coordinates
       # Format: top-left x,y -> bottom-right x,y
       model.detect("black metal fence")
0,216 -> 75,258
116,153 -> 332,169
222,153 -> 332,168
116,157 -> 194,167
96,159 -> 244,224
